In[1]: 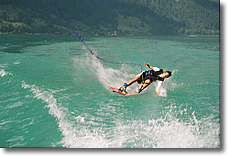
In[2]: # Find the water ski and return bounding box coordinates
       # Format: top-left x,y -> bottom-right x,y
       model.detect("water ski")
108,86 -> 138,96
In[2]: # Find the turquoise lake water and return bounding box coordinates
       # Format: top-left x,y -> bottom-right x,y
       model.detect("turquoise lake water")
0,34 -> 220,148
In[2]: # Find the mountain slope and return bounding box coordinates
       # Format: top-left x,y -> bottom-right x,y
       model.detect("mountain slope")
0,0 -> 219,36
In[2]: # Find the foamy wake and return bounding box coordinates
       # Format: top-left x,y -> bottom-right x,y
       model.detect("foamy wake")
0,69 -> 13,77
21,80 -> 220,148
21,81 -> 111,148
147,111 -> 219,148
73,53 -> 138,90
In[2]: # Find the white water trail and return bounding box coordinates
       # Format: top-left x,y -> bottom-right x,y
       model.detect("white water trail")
21,81 -> 111,148
0,69 -> 13,77
73,53 -> 138,90
21,80 -> 220,148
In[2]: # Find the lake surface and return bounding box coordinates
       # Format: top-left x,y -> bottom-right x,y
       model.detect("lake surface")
0,34 -> 220,148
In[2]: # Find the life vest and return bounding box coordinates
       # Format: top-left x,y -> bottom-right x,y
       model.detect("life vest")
141,69 -> 164,82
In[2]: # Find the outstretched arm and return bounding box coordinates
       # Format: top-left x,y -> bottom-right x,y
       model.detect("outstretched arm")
144,62 -> 161,72
144,62 -> 154,70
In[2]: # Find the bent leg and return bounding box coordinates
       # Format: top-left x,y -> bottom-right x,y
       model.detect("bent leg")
138,79 -> 151,93
127,75 -> 141,86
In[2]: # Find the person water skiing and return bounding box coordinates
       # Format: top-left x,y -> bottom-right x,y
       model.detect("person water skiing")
119,62 -> 172,96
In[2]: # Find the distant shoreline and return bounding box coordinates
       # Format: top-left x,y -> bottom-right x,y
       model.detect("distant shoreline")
0,32 -> 220,38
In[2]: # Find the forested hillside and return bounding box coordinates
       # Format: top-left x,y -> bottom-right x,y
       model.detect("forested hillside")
0,0 -> 219,36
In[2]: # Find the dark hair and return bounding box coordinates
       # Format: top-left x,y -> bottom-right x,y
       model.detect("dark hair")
166,71 -> 172,78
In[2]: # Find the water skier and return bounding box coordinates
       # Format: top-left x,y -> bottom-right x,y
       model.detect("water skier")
119,62 -> 172,96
